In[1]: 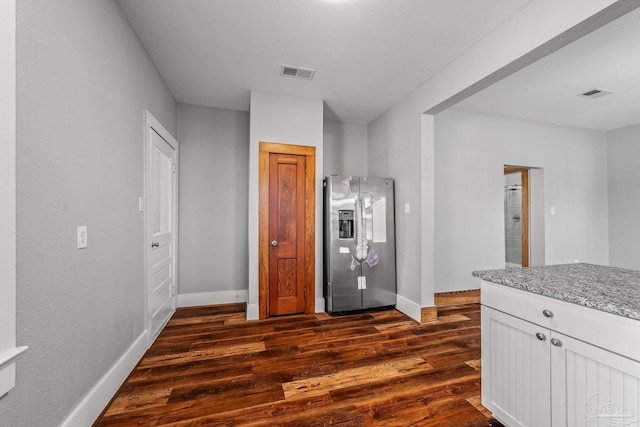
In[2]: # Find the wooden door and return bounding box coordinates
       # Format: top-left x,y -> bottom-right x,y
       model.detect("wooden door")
259,142 -> 315,319
269,153 -> 306,316
504,166 -> 529,267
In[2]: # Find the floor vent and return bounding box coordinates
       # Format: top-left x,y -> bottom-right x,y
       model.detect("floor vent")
281,65 -> 316,80
578,88 -> 614,99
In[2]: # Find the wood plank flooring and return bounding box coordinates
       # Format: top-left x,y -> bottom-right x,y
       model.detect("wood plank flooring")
95,303 -> 503,426
434,290 -> 481,307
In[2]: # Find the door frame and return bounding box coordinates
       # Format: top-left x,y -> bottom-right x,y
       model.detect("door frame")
143,110 -> 179,346
258,142 -> 315,319
504,166 -> 529,267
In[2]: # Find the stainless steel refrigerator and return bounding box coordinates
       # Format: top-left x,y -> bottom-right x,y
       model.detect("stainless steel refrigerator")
323,176 -> 397,313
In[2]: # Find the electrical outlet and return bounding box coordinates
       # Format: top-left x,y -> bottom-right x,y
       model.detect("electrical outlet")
77,226 -> 87,249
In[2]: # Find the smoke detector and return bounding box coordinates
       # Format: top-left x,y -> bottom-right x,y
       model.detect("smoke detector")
578,88 -> 614,99
281,65 -> 316,80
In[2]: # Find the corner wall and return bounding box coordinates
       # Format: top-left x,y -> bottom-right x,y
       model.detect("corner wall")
368,98 -> 423,304
177,104 -> 249,306
434,109 -> 609,292
366,0 -> 626,316
607,123 -> 640,270
248,91 -> 324,319
323,120 -> 368,176
4,1 -> 176,425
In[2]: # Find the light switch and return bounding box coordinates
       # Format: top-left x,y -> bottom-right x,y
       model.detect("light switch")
404,203 -> 410,214
77,226 -> 87,249
550,207 -> 556,215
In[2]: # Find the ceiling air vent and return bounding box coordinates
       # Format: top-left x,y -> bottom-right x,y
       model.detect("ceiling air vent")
578,88 -> 614,99
281,65 -> 316,80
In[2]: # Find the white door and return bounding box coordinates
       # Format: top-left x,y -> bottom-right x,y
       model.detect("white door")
551,331 -> 640,427
481,306 -> 551,427
145,111 -> 178,344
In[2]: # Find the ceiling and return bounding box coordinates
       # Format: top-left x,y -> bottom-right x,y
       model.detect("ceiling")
116,0 -> 532,125
455,6 -> 640,132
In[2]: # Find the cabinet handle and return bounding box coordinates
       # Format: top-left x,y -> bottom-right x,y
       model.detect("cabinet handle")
535,332 -> 546,341
542,309 -> 553,318
551,338 -> 562,347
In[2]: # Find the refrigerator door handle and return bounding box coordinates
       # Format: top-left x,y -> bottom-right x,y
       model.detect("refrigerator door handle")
354,194 -> 367,261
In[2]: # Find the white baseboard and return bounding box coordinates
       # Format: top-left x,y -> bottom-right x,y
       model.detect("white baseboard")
61,331 -> 148,427
396,294 -> 421,323
177,290 -> 248,308
315,297 -> 325,313
0,346 -> 28,397
246,303 -> 259,320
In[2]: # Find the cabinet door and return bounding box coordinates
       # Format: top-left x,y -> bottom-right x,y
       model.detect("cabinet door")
550,331 -> 640,427
482,306 -> 551,427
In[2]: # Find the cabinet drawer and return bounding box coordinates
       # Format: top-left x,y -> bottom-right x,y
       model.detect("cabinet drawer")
481,280 -> 640,362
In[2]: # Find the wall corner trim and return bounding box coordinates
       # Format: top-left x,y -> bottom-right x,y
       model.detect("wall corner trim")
61,331 -> 148,427
420,306 -> 438,323
246,303 -> 259,321
0,346 -> 28,396
0,346 -> 28,370
395,294 -> 422,323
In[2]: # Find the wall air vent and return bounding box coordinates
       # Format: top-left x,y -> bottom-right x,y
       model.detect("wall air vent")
281,65 -> 316,80
578,88 -> 614,99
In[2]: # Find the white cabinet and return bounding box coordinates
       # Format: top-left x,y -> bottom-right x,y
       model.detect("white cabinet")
482,306 -> 550,426
551,331 -> 640,427
481,280 -> 640,427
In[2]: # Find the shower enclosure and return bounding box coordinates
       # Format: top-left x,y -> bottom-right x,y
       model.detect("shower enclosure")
504,168 -> 529,268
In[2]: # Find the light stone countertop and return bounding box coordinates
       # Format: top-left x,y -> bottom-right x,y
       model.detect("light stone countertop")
472,263 -> 640,321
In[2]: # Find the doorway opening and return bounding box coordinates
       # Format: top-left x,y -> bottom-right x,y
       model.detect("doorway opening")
504,167 -> 528,268
503,166 -> 545,268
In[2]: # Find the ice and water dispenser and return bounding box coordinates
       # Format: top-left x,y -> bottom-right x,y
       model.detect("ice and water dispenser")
338,210 -> 354,239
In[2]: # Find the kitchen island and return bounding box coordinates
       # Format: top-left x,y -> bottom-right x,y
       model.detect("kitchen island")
473,263 -> 640,427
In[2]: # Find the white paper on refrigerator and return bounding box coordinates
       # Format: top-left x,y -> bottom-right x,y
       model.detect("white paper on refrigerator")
372,196 -> 387,243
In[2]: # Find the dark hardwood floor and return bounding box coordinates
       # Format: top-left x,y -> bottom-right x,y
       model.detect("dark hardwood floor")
95,303 -> 503,426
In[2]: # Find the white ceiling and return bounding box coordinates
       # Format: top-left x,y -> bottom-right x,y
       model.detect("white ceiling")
116,0 -> 532,125
455,6 -> 640,132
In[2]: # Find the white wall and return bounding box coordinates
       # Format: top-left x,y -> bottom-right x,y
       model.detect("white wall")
323,120 -> 367,176
366,0 -> 625,316
607,123 -> 640,270
434,109 -> 609,292
177,104 -> 249,305
368,99 -> 423,304
0,0 -> 17,398
3,1 -> 176,425
248,91 -> 324,319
